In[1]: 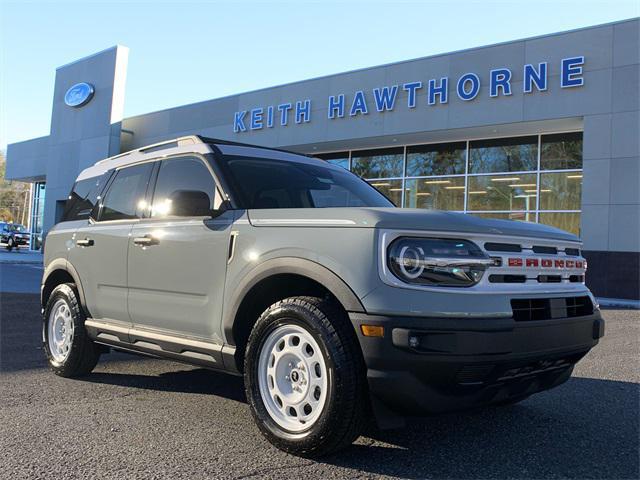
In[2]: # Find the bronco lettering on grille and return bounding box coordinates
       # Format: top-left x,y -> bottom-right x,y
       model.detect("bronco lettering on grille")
507,258 -> 585,269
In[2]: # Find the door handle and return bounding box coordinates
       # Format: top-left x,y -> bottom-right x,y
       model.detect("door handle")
133,235 -> 159,247
76,238 -> 94,247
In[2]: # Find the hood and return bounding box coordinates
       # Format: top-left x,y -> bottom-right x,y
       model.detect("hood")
248,207 -> 580,243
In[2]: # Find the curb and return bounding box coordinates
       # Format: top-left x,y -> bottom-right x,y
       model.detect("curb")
0,260 -> 43,265
597,297 -> 640,310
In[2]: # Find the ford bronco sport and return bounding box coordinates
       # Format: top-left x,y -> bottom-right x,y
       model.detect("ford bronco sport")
42,136 -> 604,456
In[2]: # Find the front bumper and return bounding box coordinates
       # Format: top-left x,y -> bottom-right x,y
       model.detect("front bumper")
350,310 -> 604,415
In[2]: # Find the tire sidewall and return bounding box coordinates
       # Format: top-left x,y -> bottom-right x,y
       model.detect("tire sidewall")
245,303 -> 343,446
43,284 -> 86,372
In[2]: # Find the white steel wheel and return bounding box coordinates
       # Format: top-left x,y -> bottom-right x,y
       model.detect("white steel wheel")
47,298 -> 75,363
257,324 -> 328,432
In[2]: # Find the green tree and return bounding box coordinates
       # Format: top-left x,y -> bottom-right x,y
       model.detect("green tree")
0,151 -> 31,225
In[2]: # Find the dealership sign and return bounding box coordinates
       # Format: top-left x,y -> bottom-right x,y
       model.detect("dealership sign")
233,56 -> 585,133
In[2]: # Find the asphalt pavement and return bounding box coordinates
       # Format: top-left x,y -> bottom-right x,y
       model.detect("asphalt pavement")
0,263 -> 638,479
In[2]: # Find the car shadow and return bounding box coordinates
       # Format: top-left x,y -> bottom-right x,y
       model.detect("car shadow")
322,377 -> 639,479
85,364 -> 247,403
83,362 -> 639,479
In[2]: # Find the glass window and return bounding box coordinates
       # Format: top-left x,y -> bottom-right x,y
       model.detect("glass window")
404,176 -> 465,210
406,142 -> 466,177
221,155 -> 393,209
368,179 -> 403,206
467,173 -> 538,212
471,212 -> 535,222
99,163 -> 153,221
469,136 -> 538,174
541,132 -> 582,170
539,172 -> 582,211
539,212 -> 581,235
151,157 -> 217,218
316,152 -> 349,170
351,147 -> 404,179
63,174 -> 108,221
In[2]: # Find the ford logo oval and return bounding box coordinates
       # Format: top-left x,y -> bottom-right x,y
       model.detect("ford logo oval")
64,82 -> 95,108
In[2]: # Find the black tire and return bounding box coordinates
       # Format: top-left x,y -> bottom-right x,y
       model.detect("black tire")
43,283 -> 101,377
6,238 -> 13,251
244,296 -> 367,457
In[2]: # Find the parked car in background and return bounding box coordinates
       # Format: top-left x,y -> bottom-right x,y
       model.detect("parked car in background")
0,223 -> 30,251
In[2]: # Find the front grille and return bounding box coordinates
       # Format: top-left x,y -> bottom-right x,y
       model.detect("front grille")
537,274 -> 562,283
489,274 -> 526,283
511,296 -> 593,321
532,245 -> 558,254
485,242 -> 522,252
564,248 -> 581,256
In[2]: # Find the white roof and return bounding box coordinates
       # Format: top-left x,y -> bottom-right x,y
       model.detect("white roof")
76,136 -> 213,181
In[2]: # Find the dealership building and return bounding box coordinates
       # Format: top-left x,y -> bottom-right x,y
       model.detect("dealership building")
6,18 -> 639,300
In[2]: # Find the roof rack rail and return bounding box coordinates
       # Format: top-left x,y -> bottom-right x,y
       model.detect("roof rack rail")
95,136 -> 204,165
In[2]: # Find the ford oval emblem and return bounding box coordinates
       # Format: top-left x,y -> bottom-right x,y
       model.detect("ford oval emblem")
64,82 -> 95,108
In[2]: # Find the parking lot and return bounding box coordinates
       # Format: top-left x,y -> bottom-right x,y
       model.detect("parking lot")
0,262 -> 638,479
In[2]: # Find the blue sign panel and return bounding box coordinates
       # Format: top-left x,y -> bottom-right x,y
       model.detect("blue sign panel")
234,56 -> 585,133
64,82 -> 95,108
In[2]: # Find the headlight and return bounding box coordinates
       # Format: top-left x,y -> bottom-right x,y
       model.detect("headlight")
387,237 -> 492,287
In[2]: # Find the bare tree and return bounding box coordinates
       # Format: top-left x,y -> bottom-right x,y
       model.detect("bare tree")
0,152 -> 31,225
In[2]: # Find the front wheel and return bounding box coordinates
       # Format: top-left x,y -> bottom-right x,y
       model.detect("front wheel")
43,283 -> 101,377
6,238 -> 14,251
244,296 -> 367,457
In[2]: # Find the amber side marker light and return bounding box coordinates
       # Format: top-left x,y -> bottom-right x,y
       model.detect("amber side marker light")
360,325 -> 384,337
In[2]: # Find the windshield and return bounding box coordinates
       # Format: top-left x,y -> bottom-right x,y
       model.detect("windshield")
9,224 -> 26,232
219,155 -> 394,209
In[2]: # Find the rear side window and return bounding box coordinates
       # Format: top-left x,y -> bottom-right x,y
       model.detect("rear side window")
150,157 -> 218,218
98,163 -> 153,221
62,174 -> 108,221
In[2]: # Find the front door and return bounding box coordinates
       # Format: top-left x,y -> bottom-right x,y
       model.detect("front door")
127,156 -> 232,344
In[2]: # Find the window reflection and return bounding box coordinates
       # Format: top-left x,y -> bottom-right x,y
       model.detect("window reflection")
541,133 -> 582,170
368,179 -> 403,206
471,212 -> 535,222
469,136 -> 538,173
467,173 -> 538,212
406,142 -> 466,177
315,132 -> 583,235
539,172 -> 582,211
539,212 -> 581,236
352,147 -> 404,179
316,151 -> 350,170
404,177 -> 465,210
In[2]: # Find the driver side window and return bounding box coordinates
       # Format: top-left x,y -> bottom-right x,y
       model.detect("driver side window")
150,157 -> 220,218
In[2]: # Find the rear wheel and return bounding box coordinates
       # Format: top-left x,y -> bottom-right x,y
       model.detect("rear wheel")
244,296 -> 367,457
6,238 -> 14,251
43,283 -> 101,377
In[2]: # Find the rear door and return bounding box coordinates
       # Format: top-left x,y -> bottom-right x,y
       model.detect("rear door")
69,162 -> 154,326
127,155 -> 233,344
